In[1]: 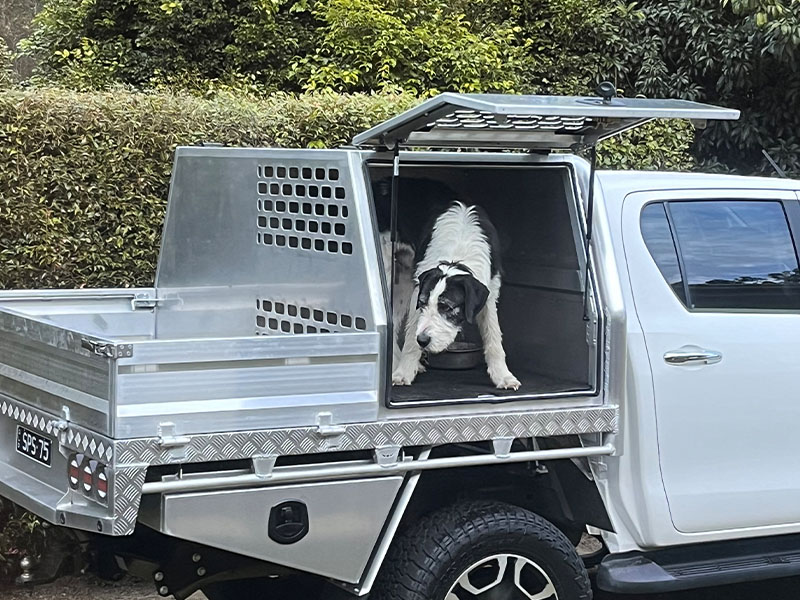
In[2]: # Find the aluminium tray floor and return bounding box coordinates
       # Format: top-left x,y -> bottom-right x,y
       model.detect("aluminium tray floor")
390,363 -> 592,404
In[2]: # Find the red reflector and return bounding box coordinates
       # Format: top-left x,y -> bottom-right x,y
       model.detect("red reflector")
96,469 -> 108,500
68,455 -> 81,490
82,465 -> 93,493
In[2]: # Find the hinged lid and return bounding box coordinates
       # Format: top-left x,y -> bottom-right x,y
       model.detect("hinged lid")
352,93 -> 740,150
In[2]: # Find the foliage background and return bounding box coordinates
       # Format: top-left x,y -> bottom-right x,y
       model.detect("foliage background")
0,0 -> 797,578
0,87 -> 690,291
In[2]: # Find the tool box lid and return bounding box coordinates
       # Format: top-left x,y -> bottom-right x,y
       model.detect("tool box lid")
352,92 -> 740,151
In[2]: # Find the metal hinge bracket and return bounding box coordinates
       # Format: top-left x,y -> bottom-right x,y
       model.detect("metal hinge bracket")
492,437 -> 514,459
253,455 -> 278,479
81,339 -> 133,359
315,412 -> 346,437
132,297 -> 158,310
157,423 -> 191,460
374,445 -> 401,468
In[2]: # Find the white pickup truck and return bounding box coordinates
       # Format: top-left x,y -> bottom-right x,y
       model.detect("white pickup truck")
2,90 -> 799,600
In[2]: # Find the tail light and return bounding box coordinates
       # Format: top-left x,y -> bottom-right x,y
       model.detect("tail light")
96,466 -> 108,500
82,459 -> 95,494
67,453 -> 108,504
68,455 -> 82,490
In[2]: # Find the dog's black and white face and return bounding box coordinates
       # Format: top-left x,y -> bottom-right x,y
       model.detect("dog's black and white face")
414,264 -> 489,353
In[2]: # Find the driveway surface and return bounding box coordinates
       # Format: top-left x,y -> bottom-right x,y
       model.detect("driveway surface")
1,575 -> 799,599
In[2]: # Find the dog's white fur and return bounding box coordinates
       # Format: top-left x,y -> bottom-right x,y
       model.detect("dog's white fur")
380,231 -> 415,364
392,203 -> 520,390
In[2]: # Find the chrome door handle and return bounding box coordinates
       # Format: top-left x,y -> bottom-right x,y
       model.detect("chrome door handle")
664,349 -> 722,365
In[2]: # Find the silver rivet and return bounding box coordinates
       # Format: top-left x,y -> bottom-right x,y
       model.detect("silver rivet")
197,567 -> 206,577
192,553 -> 202,563
158,586 -> 169,596
154,572 -> 164,582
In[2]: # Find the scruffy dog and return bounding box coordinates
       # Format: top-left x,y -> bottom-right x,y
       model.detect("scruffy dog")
392,202 -> 521,390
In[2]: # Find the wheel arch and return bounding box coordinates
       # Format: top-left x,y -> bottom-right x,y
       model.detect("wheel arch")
399,454 -> 613,544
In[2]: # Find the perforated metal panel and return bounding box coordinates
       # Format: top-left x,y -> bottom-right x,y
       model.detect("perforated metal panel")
155,148 -> 382,341
255,164 -> 354,257
255,298 -> 368,336
434,110 -> 596,132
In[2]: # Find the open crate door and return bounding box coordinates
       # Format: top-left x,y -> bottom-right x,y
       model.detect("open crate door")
352,93 -> 740,150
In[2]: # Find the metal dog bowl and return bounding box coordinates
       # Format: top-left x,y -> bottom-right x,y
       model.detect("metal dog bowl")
427,341 -> 484,370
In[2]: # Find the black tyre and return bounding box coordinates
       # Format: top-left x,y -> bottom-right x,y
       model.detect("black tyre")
372,501 -> 591,600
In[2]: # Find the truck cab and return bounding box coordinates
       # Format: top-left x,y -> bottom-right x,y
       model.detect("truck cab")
596,172 -> 800,590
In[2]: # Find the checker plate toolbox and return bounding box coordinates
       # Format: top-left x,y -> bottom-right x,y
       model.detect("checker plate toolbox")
0,93 -> 738,592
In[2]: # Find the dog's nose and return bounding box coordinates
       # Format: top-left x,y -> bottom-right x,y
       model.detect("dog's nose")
417,333 -> 431,348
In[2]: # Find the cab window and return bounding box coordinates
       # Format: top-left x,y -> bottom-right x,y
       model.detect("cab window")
641,200 -> 800,310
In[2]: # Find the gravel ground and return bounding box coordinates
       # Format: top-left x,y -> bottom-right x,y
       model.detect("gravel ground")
2,574 -> 800,600
0,576 -> 206,600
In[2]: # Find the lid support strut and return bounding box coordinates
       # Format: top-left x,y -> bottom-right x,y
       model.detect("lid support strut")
386,141 -> 403,389
582,144 -> 598,321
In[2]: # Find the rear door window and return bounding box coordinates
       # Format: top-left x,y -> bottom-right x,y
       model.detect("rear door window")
641,203 -> 687,304
641,200 -> 800,310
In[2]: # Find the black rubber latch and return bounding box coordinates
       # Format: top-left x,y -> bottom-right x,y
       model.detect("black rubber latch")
268,501 -> 309,545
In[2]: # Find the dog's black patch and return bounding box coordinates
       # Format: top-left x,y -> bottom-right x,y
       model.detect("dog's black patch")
416,267 -> 489,325
444,274 -> 489,324
416,267 -> 444,309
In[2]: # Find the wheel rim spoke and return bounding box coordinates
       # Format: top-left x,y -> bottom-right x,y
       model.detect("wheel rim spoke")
446,554 -> 558,600
513,556 -> 557,600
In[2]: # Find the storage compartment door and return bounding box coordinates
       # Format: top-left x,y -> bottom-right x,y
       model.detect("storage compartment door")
158,476 -> 403,583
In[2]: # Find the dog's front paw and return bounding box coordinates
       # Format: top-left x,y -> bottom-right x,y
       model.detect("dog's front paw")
392,371 -> 414,385
492,371 -> 521,391
392,366 -> 417,386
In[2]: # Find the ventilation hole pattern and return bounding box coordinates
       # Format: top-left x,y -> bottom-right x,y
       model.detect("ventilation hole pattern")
255,299 -> 368,336
430,110 -> 597,133
256,164 -> 353,256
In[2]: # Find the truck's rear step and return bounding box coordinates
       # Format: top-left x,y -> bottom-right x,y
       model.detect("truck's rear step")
597,534 -> 800,593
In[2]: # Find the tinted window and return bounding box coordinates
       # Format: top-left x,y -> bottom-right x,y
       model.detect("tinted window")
641,203 -> 687,303
665,201 -> 800,310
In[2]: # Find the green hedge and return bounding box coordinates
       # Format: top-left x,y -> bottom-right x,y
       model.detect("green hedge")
0,88 -> 417,289
0,46 -> 13,88
0,87 -> 693,291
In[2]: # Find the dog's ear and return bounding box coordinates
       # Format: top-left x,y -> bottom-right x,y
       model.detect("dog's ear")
451,275 -> 489,323
416,268 -> 442,309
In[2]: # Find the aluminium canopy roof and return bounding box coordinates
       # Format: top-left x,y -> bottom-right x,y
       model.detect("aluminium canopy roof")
352,93 -> 740,151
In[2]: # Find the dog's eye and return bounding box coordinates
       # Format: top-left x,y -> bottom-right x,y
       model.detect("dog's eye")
439,303 -> 458,314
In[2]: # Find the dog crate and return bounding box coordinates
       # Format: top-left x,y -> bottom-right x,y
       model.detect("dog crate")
355,92 -> 738,406
368,158 -> 594,405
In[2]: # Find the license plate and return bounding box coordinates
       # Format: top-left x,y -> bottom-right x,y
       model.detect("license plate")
16,426 -> 52,467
